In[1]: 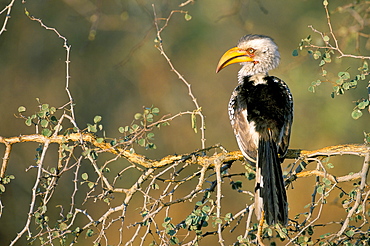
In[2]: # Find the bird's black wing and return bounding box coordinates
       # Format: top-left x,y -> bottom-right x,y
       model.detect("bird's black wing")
229,85 -> 258,164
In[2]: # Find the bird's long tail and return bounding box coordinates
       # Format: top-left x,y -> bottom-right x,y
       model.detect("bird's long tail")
254,131 -> 288,225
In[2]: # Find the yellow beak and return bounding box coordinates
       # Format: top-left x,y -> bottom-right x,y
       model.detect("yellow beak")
216,47 -> 254,73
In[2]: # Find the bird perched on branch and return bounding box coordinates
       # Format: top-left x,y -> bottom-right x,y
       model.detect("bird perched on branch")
216,34 -> 293,225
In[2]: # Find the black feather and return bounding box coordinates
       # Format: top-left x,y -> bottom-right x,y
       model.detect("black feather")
257,131 -> 288,225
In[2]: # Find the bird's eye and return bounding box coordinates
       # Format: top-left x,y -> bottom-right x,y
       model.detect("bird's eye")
247,48 -> 255,54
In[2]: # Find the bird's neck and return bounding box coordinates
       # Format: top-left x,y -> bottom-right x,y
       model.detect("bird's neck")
238,71 -> 269,85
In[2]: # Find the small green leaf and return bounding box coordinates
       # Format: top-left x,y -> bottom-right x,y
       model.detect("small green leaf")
352,109 -> 363,120
93,115 -> 102,123
313,50 -> 321,59
0,184 -> 5,193
152,107 -> 160,114
87,124 -> 97,133
184,13 -> 192,21
317,186 -> 324,194
50,107 -> 56,114
96,138 -> 104,143
132,124 -> 139,131
41,104 -> 49,110
169,237 -> 179,245
338,71 -> 350,80
40,119 -> 49,128
41,128 -> 52,137
215,218 -> 223,224
322,178 -> 331,185
323,35 -> 330,42
118,126 -> 125,133
81,173 -> 88,180
138,138 -> 145,147
59,222 -> 68,231
147,132 -> 155,140
345,229 -> 354,237
25,117 -> 33,126
86,229 -> 94,237
358,100 -> 369,110
196,201 -> 203,206
292,49 -> 299,56
231,180 -> 242,190
326,163 -> 334,169
134,113 -> 142,120
202,205 -> 210,213
18,106 -> 26,113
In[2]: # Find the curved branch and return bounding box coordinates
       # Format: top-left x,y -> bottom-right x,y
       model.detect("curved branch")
0,134 -> 369,168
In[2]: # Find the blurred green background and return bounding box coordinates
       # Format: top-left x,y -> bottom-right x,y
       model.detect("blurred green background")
0,0 -> 368,244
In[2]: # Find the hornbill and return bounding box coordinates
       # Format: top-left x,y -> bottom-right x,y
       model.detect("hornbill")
216,34 -> 293,225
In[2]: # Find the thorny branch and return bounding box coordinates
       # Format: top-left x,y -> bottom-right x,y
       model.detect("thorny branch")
1,130 -> 369,245
0,0 -> 17,36
0,1 -> 369,246
304,1 -> 370,60
152,5 -> 206,149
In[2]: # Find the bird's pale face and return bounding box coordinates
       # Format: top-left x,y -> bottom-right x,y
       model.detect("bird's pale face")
216,35 -> 280,76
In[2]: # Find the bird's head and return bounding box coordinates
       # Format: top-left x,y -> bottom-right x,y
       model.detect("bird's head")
216,34 -> 280,77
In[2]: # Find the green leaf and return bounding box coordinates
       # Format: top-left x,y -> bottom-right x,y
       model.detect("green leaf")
81,173 -> 88,180
147,132 -> 155,140
345,229 -> 355,237
50,107 -> 56,114
170,237 -> 179,245
0,184 -> 5,193
96,138 -> 104,143
118,126 -> 125,133
351,109 -> 363,120
59,222 -> 68,231
231,180 -> 242,190
317,186 -> 324,194
138,138 -> 145,147
323,35 -> 330,42
292,49 -> 299,56
326,163 -> 334,169
338,71 -> 350,80
87,124 -> 97,133
152,107 -> 160,114
41,128 -> 52,137
40,119 -> 49,128
215,218 -> 223,224
93,115 -> 102,123
86,229 -> 94,237
322,178 -> 331,186
313,50 -> 321,59
134,113 -> 142,120
196,201 -> 203,206
25,117 -> 33,126
202,205 -> 210,213
319,60 -> 325,67
148,143 -> 156,149
18,106 -> 26,113
41,104 -> 49,110
358,100 -> 369,110
184,13 -> 192,21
